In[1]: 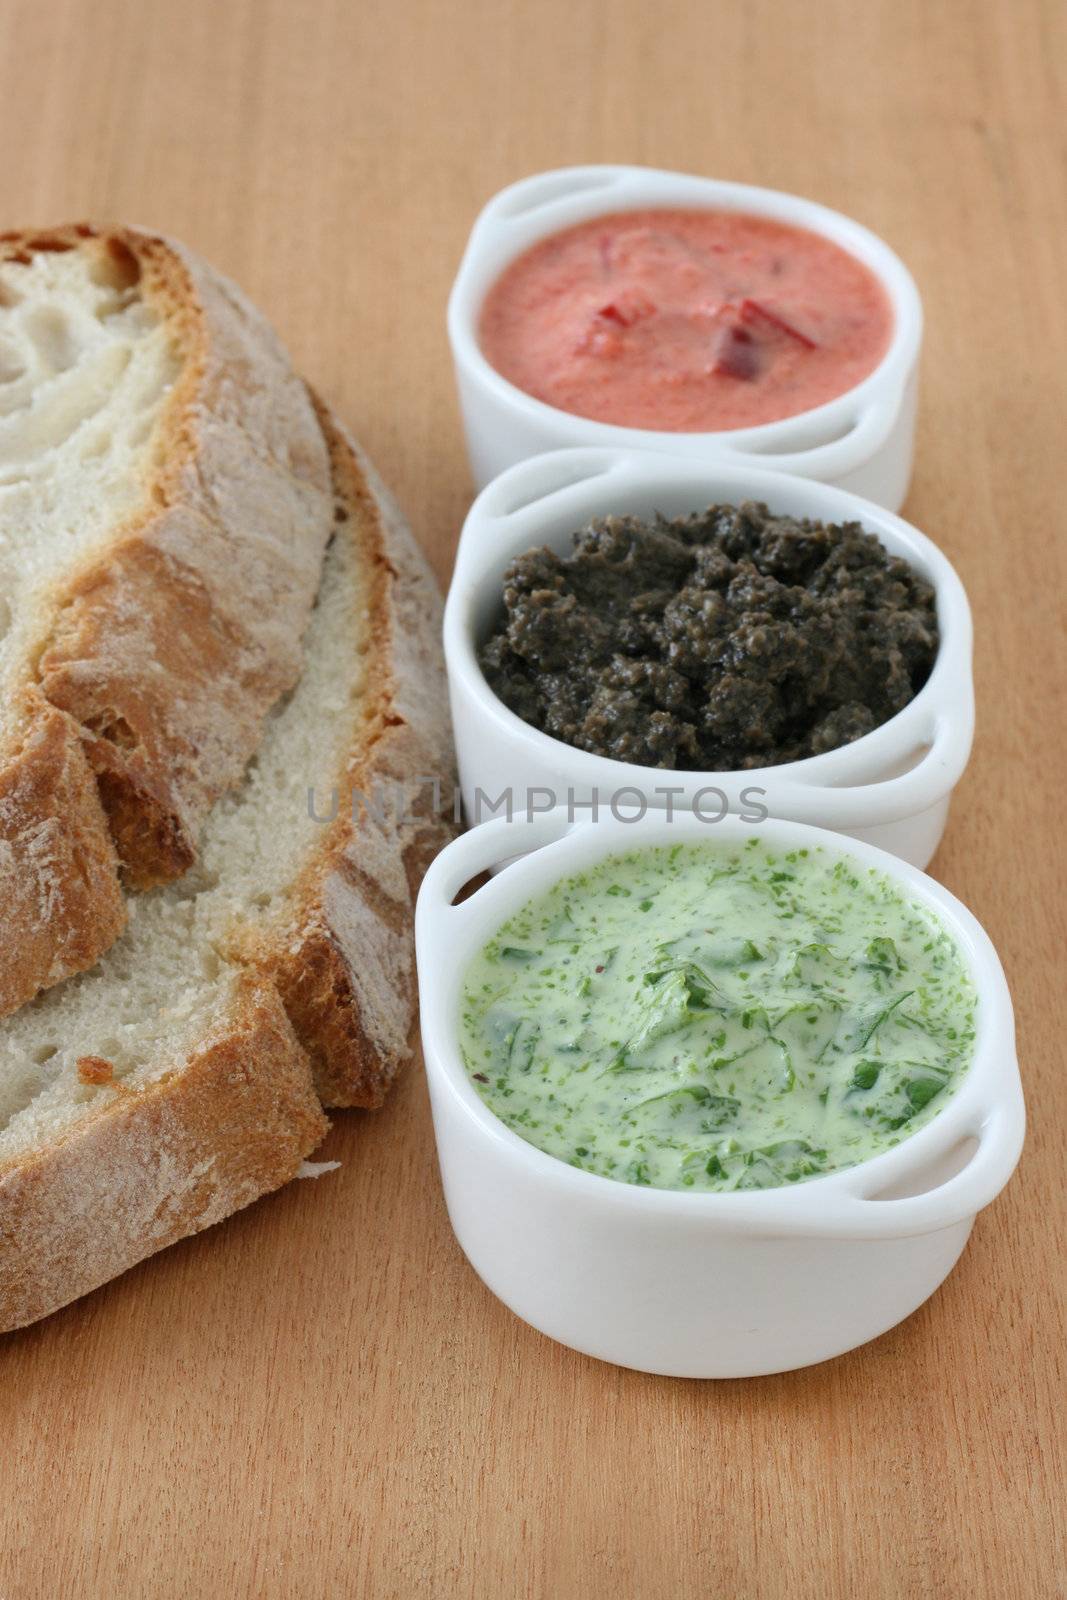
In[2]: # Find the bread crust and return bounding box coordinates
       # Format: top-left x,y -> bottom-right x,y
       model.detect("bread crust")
0,406 -> 452,1330
249,406 -> 456,1108
0,976 -> 328,1332
0,694 -> 127,1017
0,223 -> 334,1016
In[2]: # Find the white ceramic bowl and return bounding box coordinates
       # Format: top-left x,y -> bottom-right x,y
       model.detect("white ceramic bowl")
445,449 -> 973,869
448,165 -> 924,510
416,809 -> 1024,1378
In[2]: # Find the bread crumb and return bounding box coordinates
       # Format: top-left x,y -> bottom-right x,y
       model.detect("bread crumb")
295,1159 -> 341,1180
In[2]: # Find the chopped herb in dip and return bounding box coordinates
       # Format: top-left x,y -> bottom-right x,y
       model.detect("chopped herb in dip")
459,839 -> 976,1194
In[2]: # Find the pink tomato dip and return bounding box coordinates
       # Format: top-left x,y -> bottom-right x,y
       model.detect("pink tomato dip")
478,209 -> 894,431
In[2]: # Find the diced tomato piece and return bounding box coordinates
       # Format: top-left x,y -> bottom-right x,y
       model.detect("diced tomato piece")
740,298 -> 817,349
711,322 -> 760,380
596,291 -> 655,328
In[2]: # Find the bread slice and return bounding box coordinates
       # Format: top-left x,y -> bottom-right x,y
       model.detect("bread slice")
0,224 -> 335,1020
240,405 -> 457,1107
0,410 -> 453,1331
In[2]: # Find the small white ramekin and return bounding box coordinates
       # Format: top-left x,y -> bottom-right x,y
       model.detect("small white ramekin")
416,809 -> 1024,1378
445,449 -> 973,870
448,165 -> 924,511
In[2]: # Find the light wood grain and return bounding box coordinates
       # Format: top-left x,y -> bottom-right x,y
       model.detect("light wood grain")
0,0 -> 1064,1594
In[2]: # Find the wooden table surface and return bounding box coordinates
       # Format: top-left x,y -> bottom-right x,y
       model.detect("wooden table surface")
1,0 -> 1064,1594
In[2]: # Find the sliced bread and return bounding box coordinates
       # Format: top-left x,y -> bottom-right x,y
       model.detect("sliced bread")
240,403 -> 457,1108
0,224 -> 335,1019
0,409 -> 453,1331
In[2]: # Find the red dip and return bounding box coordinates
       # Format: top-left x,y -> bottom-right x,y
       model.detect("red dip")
479,209 -> 894,431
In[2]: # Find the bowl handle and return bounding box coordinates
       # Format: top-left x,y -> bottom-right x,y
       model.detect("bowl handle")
416,809 -> 580,929
711,388 -> 900,483
466,166 -> 636,238
773,706 -> 973,829
469,447 -> 633,524
821,1097 -> 1026,1238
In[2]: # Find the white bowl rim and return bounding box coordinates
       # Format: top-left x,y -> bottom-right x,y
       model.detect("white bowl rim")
447,163 -> 924,450
444,448 -> 974,806
416,809 -> 1024,1240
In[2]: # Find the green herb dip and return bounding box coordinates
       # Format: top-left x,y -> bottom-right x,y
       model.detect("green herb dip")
459,839 -> 977,1193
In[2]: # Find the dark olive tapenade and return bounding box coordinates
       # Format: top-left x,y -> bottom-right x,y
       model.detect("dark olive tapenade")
479,503 -> 939,770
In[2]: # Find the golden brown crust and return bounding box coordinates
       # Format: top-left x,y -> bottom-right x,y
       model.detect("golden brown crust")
0,977 -> 328,1332
0,406 -> 451,1331
250,405 -> 456,1108
0,695 -> 127,1018
0,223 -> 334,1014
